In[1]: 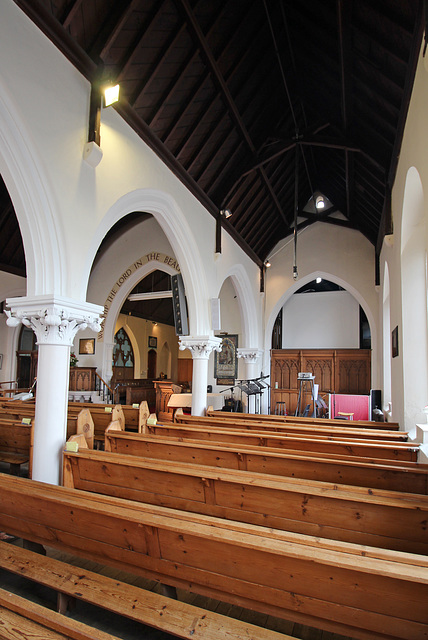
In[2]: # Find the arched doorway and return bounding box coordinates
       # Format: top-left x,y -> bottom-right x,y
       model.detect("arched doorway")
147,348 -> 157,379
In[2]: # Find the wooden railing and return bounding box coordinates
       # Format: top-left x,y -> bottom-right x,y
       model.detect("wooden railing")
94,372 -> 114,404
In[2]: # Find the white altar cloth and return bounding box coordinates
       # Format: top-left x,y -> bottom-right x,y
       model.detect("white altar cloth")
168,393 -> 224,410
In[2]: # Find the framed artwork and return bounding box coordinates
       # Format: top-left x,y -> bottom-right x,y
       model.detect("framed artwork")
79,338 -> 95,355
392,326 -> 399,358
148,336 -> 157,348
0,354 -> 2,370
214,334 -> 238,384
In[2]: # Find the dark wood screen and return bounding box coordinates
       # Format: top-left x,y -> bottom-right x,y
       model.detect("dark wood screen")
271,349 -> 371,415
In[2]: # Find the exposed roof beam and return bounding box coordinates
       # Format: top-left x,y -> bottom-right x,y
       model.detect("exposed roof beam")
174,0 -> 289,229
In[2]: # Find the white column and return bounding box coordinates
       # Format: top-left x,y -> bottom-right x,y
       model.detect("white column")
6,295 -> 103,485
179,336 -> 222,416
237,348 -> 264,413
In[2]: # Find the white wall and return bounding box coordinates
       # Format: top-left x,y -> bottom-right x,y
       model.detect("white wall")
380,43 -> 428,429
282,291 -> 360,349
264,223 -> 379,387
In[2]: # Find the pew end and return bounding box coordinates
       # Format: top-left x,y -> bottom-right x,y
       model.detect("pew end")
138,400 -> 150,433
112,404 -> 125,431
76,408 -> 94,449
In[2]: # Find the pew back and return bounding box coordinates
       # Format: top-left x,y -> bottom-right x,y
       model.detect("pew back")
104,430 -> 428,494
146,422 -> 419,462
63,447 -> 428,554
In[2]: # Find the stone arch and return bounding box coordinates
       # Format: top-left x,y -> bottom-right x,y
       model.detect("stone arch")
82,189 -> 210,336
0,86 -> 65,296
216,264 -> 260,347
400,166 -> 427,427
264,270 -> 377,383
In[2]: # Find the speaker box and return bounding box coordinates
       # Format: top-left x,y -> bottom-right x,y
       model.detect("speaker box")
210,298 -> 221,331
171,274 -> 189,336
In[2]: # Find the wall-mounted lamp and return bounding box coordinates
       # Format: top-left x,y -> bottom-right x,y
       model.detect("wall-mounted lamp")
220,209 -> 232,219
103,83 -> 120,107
84,76 -> 120,168
264,260 -> 271,268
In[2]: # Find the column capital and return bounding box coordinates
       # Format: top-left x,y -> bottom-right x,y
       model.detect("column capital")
5,295 -> 103,346
179,335 -> 222,359
237,348 -> 263,364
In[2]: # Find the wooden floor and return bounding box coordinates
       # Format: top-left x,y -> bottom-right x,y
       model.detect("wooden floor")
0,537 -> 354,640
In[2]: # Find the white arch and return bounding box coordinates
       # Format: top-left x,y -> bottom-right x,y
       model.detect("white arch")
264,270 -> 378,381
0,83 -> 65,295
400,166 -> 427,427
81,189 -> 211,335
102,260 -> 179,355
382,262 -> 392,411
216,264 -> 260,347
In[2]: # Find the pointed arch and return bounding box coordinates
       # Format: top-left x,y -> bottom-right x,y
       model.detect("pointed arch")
217,264 -> 260,347
264,270 -> 377,382
0,85 -> 65,295
82,189 -> 210,335
400,167 -> 427,427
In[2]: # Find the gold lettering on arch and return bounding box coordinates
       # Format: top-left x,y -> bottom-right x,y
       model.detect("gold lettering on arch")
98,252 -> 180,341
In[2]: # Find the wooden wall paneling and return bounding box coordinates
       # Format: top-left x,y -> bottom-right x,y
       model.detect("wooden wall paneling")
270,350 -> 371,416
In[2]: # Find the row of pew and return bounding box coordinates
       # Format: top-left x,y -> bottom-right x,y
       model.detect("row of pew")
0,399 -> 427,639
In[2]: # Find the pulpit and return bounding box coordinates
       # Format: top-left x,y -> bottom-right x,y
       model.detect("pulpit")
154,380 -> 181,422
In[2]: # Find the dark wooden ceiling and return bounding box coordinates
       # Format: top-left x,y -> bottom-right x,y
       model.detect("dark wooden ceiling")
1,0 -> 425,285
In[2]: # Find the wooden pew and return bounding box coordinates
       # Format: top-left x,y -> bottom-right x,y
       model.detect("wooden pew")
0,419 -> 33,476
104,429 -> 428,494
144,422 -> 420,462
0,473 -> 427,640
63,447 -> 428,554
0,542 -> 284,640
176,411 -> 408,442
207,409 -> 401,430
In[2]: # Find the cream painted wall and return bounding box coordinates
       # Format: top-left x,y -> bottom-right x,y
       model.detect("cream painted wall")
380,44 -> 428,429
282,291 -> 360,349
264,223 -> 379,386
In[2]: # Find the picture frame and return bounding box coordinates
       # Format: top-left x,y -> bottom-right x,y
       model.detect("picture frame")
0,354 -> 2,370
392,325 -> 399,358
148,336 -> 157,348
214,334 -> 238,384
79,338 -> 95,355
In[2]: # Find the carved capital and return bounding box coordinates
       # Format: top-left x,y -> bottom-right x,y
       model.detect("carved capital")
237,348 -> 263,364
179,336 -> 222,359
5,295 -> 103,346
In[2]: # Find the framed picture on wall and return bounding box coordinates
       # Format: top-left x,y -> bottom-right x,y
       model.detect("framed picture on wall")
214,334 -> 238,384
148,336 -> 157,348
79,338 -> 95,355
392,326 -> 399,358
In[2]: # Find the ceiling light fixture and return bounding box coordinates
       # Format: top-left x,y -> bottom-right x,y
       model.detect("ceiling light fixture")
220,209 -> 232,218
265,260 -> 271,268
315,195 -> 325,210
316,277 -> 322,284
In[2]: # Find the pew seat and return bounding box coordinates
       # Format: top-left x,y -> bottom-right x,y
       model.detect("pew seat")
0,584 -> 120,640
0,541 -> 284,640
